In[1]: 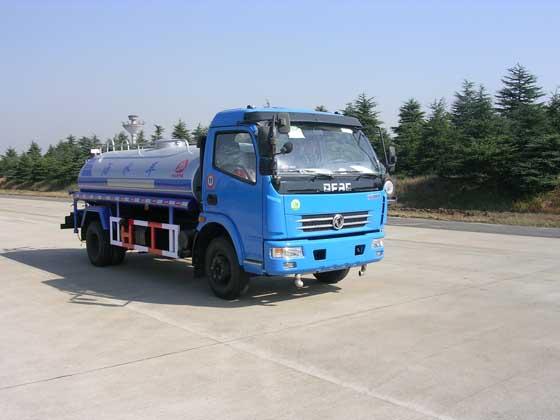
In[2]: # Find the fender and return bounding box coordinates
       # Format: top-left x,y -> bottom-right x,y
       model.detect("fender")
198,212 -> 245,265
81,206 -> 111,230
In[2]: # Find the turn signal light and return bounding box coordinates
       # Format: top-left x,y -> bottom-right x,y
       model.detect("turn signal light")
270,247 -> 304,259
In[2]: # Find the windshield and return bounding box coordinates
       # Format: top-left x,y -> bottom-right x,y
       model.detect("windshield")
274,124 -> 381,175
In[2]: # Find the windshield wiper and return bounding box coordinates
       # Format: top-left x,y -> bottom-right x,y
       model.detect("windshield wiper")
356,173 -> 378,180
333,170 -> 377,180
311,173 -> 334,181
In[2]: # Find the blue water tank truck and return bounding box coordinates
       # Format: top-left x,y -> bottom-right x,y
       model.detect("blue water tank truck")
61,107 -> 397,299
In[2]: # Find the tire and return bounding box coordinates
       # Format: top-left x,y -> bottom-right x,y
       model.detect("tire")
111,246 -> 127,265
85,220 -> 113,267
205,237 -> 249,300
313,268 -> 350,284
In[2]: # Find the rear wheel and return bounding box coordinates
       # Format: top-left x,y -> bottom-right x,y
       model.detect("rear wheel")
86,220 -> 126,266
313,268 -> 350,284
85,221 -> 113,266
205,237 -> 248,300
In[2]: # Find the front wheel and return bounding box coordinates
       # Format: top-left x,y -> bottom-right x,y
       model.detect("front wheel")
313,268 -> 350,284
205,237 -> 249,300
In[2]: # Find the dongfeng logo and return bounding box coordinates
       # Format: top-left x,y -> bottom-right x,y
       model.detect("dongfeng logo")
173,160 -> 189,178
332,213 -> 345,230
323,183 -> 351,192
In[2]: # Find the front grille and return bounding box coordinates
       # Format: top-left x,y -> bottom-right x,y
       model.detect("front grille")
297,211 -> 369,232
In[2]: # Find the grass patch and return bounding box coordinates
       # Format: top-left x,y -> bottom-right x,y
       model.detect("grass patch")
0,178 -> 74,198
392,175 -> 560,227
395,176 -> 516,211
391,208 -> 560,228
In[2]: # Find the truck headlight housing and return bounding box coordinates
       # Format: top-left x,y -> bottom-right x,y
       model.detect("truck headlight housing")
371,239 -> 384,248
383,180 -> 394,195
270,247 -> 304,259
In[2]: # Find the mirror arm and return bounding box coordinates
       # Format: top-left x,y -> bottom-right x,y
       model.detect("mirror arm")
267,115 -> 280,186
377,126 -> 391,173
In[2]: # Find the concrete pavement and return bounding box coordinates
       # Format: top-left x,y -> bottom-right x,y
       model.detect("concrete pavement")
0,196 -> 559,419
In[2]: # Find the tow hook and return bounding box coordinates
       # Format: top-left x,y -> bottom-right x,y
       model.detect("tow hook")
358,265 -> 367,277
294,274 -> 304,288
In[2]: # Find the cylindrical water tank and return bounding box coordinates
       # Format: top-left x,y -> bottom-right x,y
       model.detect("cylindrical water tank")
78,140 -> 200,200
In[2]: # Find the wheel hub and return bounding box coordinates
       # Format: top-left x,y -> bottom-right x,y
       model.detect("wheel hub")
210,254 -> 230,285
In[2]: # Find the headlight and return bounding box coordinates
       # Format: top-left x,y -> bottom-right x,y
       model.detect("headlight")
383,179 -> 394,195
270,247 -> 304,259
371,239 -> 384,248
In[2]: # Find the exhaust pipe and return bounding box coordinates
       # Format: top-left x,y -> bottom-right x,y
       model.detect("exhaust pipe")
294,274 -> 304,288
358,265 -> 367,277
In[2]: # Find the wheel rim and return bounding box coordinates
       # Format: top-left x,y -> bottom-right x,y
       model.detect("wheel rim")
209,253 -> 231,287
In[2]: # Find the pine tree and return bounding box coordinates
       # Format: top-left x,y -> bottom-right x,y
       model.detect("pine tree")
417,99 -> 453,175
172,119 -> 192,142
315,105 -> 328,112
449,81 -> 503,180
343,93 -> 383,150
0,147 -> 19,179
151,124 -> 165,144
547,90 -> 560,133
136,130 -> 146,147
452,81 -> 496,137
512,134 -> 560,193
392,99 -> 425,175
26,141 -> 46,183
191,124 -> 208,145
27,141 -> 42,161
77,136 -> 93,156
496,64 -> 544,115
14,153 -> 33,183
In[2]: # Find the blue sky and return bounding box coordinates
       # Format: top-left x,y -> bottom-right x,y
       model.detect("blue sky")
1,0 -> 559,152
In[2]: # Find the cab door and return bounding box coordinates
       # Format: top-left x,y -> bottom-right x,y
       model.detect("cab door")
202,127 -> 263,266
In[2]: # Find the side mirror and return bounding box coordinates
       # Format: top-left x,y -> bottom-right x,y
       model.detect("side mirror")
197,135 -> 207,149
279,141 -> 293,155
388,146 -> 397,172
277,113 -> 291,134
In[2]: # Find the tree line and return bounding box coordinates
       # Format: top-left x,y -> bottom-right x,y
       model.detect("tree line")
334,64 -> 560,197
1,63 -> 559,197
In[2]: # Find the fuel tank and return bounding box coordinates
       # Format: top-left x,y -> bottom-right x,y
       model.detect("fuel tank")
78,140 -> 200,199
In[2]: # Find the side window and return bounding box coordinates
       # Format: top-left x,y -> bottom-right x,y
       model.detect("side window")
213,132 -> 257,183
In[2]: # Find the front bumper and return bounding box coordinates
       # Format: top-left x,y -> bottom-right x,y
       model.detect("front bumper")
263,231 -> 384,276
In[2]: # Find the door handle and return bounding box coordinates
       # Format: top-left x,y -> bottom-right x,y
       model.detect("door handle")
207,194 -> 218,205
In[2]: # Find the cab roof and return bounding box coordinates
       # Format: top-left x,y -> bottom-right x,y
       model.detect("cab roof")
210,107 -> 362,129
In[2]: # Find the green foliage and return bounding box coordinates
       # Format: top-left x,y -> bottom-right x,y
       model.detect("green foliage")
1,135 -> 104,187
136,130 -> 147,147
512,134 -> 560,193
191,123 -> 208,145
314,105 -> 328,112
417,99 -> 453,176
496,63 -> 544,115
343,93 -> 383,150
547,90 -> 560,133
391,64 -> 560,196
172,119 -> 192,142
151,124 -> 165,144
0,147 -> 19,178
392,99 -> 425,175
